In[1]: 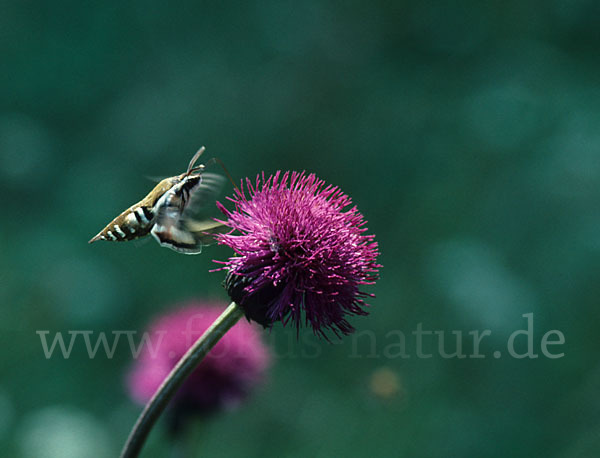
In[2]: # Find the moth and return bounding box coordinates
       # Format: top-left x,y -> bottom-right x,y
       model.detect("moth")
89,146 -> 227,254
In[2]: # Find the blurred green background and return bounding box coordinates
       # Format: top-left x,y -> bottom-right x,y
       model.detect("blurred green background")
2,1 -> 600,457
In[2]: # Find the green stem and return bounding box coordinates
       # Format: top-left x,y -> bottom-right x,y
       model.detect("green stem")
120,301 -> 245,458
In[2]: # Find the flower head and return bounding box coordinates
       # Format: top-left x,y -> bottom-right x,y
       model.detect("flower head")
126,301 -> 270,429
215,171 -> 380,339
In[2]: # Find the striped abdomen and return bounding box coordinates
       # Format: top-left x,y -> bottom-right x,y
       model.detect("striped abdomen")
89,205 -> 155,243
89,175 -> 180,244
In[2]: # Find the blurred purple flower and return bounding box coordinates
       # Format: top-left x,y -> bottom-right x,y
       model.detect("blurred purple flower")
215,171 -> 380,339
127,301 -> 270,426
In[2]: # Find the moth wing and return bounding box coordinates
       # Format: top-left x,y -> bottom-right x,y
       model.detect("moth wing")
184,219 -> 230,245
151,172 -> 226,255
181,173 -> 225,216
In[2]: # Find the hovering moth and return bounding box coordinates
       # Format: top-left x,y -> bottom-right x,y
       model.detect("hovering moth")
89,147 -> 226,254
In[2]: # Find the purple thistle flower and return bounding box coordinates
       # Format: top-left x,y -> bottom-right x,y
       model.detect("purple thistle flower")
126,301 -> 270,429
214,171 -> 380,339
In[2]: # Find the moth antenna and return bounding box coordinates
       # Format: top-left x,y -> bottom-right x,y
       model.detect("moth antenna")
188,165 -> 205,174
206,157 -> 239,193
186,146 -> 206,175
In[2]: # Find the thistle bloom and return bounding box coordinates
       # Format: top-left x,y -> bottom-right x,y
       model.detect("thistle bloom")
126,301 -> 270,429
215,171 -> 380,338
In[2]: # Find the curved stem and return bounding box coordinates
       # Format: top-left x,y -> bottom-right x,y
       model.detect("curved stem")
120,301 -> 245,458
